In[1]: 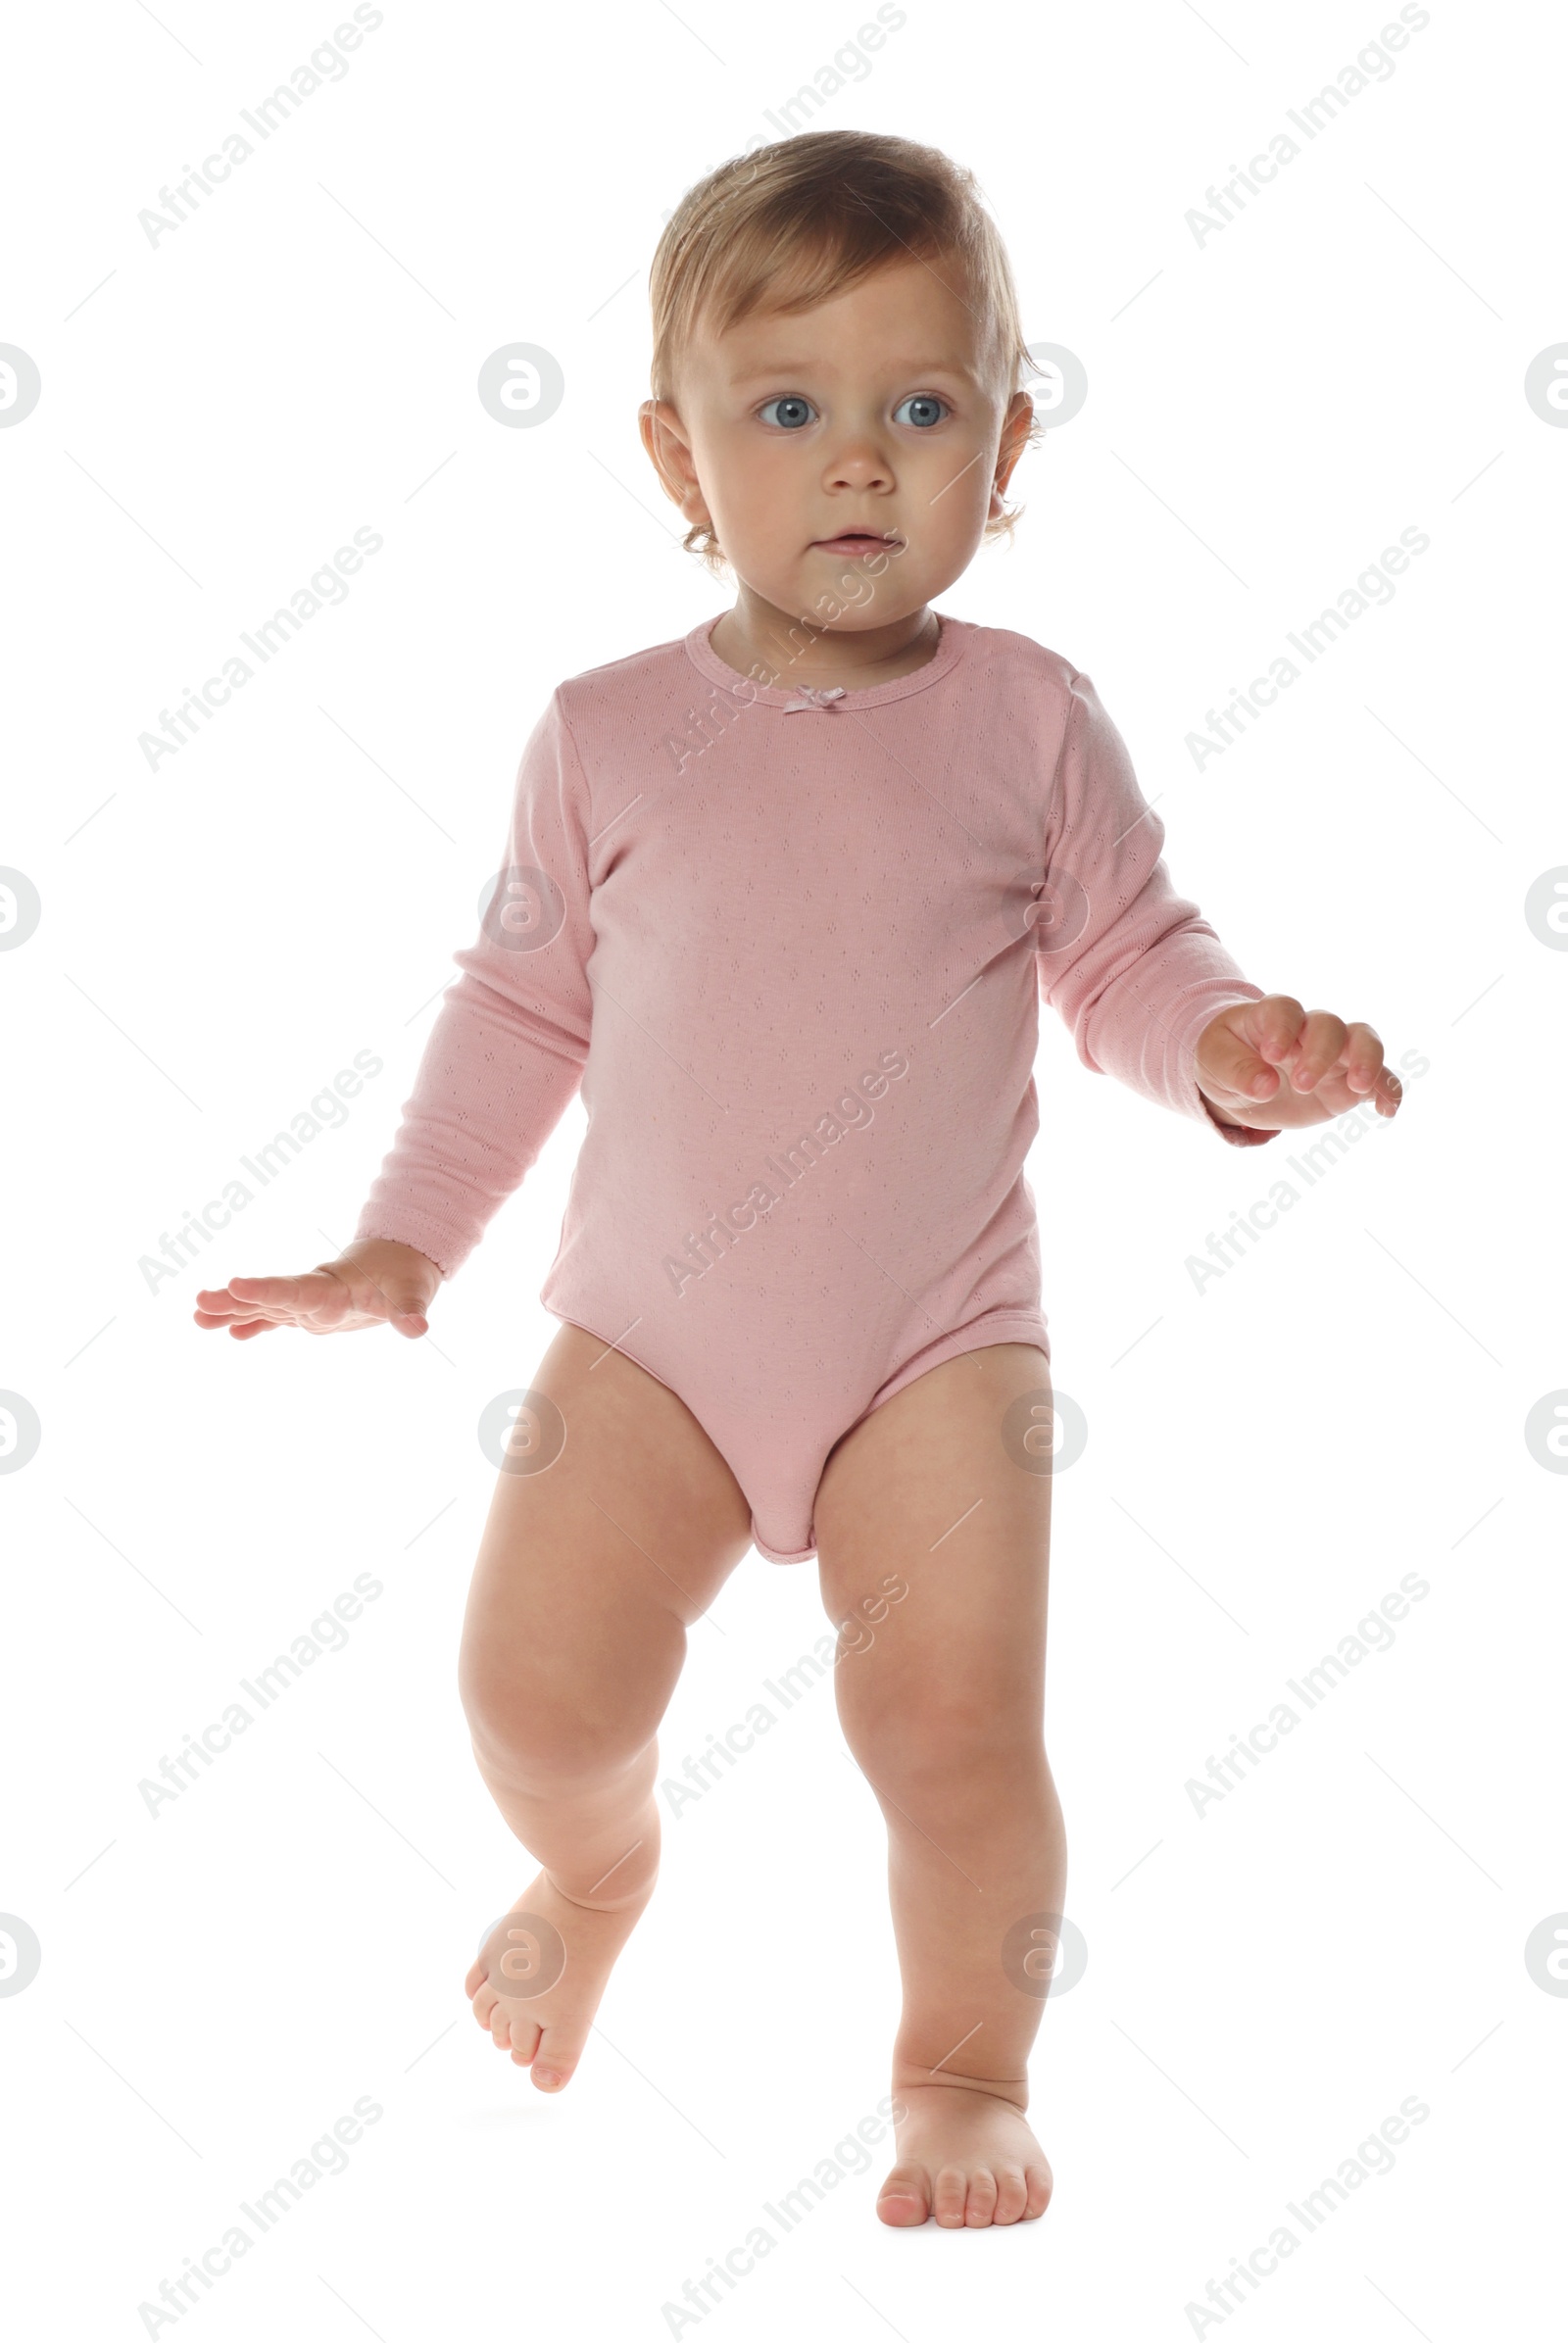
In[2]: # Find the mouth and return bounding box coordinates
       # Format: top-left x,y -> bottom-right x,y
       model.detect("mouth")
810,528 -> 901,557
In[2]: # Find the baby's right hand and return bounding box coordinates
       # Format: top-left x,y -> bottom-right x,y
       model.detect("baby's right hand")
193,1238 -> 442,1342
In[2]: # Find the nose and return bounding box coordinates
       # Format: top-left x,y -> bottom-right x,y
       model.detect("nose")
822,434 -> 893,493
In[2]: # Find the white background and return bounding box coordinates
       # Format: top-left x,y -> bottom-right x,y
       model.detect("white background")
2,1 -> 1564,2336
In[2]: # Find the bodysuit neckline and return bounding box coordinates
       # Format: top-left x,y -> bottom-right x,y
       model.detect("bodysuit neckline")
683,610 -> 971,709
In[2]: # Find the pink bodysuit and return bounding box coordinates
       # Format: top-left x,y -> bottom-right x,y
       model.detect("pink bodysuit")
354,613 -> 1277,1563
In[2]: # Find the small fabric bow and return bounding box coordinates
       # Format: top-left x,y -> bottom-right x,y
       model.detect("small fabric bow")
781,684 -> 847,713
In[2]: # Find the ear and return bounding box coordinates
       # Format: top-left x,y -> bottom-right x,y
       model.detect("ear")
639,397 -> 711,528
989,388 -> 1037,513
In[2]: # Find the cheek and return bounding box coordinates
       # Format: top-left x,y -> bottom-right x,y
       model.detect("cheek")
704,433 -> 798,536
907,436 -> 992,540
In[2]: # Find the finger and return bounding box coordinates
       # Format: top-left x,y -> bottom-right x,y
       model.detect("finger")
1198,1008 -> 1288,1103
226,1273 -> 334,1316
1373,1062 -> 1404,1116
193,1287 -> 271,1322
232,1270 -> 363,1328
1340,1022 -> 1385,1094
1248,995 -> 1307,1063
1286,1010 -> 1348,1094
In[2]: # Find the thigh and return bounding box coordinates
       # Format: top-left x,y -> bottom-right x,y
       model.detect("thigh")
460,1321 -> 756,1758
811,1343 -> 1054,1762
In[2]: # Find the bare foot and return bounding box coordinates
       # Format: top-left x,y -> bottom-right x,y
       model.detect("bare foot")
465,1869 -> 654,2092
875,2084 -> 1054,2227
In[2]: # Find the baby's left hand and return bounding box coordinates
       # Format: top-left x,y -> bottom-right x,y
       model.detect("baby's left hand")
1195,996 -> 1403,1131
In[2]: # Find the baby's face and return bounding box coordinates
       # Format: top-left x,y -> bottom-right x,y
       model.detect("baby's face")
643,256 -> 1032,628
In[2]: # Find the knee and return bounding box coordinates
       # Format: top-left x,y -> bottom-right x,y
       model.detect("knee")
460,1653 -> 649,1795
840,1686 -> 1049,1811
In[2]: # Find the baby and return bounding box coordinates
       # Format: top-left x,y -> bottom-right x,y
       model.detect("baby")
195,128 -> 1403,2230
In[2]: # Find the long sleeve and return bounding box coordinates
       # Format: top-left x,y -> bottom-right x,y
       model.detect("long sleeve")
353,690 -> 598,1277
1037,669 -> 1278,1147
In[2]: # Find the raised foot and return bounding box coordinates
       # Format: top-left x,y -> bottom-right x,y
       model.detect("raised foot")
465,1868 -> 654,2094
876,2083 -> 1053,2228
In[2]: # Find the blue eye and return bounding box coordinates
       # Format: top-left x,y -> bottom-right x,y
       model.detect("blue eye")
759,395 -> 816,429
893,393 -> 949,427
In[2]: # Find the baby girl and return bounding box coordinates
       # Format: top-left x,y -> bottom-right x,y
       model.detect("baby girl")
196,128 -> 1403,2229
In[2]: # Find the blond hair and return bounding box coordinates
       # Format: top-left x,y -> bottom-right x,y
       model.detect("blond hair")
646,129 -> 1046,575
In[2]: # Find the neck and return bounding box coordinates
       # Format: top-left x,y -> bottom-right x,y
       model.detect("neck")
710,586 -> 941,692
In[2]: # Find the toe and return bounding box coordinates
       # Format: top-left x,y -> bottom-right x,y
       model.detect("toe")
964,2167 -> 999,2227
528,2025 -> 581,2091
875,2163 -> 930,2226
931,2164 -> 968,2228
1023,2163 -> 1054,2220
488,2001 -> 513,2050
464,1958 -> 485,1996
470,1982 -> 496,2027
992,2165 -> 1029,2224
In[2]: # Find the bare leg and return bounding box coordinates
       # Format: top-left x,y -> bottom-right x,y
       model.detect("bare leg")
460,1321 -> 753,2089
813,1342 -> 1063,2226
